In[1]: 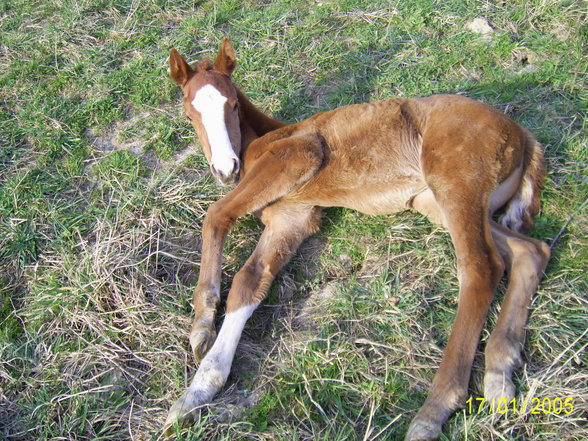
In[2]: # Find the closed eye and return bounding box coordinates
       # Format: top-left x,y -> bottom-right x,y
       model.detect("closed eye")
186,115 -> 193,121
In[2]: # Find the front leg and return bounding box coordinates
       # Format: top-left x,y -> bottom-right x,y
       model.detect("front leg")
165,203 -> 322,434
189,208 -> 230,362
188,133 -> 324,362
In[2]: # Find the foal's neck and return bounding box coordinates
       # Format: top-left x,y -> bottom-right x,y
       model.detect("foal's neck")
236,87 -> 286,149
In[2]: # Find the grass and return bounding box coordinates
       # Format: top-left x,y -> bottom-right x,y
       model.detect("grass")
1,0 -> 586,440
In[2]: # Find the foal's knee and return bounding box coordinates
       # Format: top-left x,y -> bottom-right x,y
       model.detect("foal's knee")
203,200 -> 236,235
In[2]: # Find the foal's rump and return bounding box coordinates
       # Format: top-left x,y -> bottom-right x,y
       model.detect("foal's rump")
413,95 -> 545,229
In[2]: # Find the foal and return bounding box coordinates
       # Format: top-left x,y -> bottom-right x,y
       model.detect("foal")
165,39 -> 550,440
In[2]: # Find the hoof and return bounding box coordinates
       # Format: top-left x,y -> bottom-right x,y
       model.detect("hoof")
163,390 -> 204,436
484,370 -> 516,402
405,418 -> 442,441
190,328 -> 216,362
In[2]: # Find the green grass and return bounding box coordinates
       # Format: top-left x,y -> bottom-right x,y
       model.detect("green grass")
1,0 -> 586,440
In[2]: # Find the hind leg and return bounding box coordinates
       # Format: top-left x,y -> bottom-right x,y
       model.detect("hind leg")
406,193 -> 505,440
484,221 -> 550,401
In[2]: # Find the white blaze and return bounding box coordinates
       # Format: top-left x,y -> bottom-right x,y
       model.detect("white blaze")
192,84 -> 238,177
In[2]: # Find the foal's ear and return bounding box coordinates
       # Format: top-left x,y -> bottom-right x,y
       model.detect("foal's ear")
169,48 -> 193,87
213,38 -> 237,76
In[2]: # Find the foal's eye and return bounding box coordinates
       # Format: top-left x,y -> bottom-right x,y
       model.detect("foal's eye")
186,115 -> 193,121
232,102 -> 239,112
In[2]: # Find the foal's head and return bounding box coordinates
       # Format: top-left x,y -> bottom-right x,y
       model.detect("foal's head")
170,39 -> 241,185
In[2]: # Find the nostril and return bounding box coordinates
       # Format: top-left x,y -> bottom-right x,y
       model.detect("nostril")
232,158 -> 240,175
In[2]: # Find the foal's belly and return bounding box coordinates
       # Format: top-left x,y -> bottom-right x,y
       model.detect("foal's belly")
339,182 -> 424,215
291,175 -> 426,216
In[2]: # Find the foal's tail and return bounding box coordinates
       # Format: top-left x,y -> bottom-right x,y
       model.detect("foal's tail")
499,131 -> 546,233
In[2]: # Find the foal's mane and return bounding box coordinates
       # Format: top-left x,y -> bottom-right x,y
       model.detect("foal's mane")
196,57 -> 212,72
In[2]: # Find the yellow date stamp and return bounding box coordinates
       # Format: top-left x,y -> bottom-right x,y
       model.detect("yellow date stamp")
466,396 -> 575,415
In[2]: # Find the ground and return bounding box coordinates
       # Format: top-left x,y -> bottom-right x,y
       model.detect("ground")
0,1 -> 586,440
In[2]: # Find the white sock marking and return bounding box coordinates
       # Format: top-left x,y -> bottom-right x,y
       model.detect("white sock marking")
186,303 -> 259,402
192,84 -> 238,178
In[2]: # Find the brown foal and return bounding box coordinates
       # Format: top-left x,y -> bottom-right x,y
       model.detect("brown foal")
164,39 -> 550,440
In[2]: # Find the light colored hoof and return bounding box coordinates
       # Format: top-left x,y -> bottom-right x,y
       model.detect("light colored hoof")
163,390 -> 204,436
190,328 -> 216,362
484,370 -> 516,402
405,418 -> 442,441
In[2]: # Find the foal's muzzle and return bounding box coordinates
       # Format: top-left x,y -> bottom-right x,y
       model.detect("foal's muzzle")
211,158 -> 240,185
